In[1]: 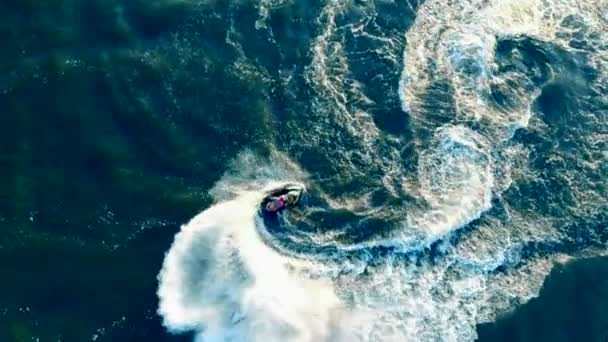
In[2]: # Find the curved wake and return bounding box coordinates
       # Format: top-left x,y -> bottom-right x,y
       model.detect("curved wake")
157,0 -> 607,340
158,181 -> 339,341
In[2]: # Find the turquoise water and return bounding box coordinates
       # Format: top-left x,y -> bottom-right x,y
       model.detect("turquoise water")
1,0 -> 606,341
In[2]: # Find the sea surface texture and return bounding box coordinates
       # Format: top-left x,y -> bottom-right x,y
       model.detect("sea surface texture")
1,0 -> 607,341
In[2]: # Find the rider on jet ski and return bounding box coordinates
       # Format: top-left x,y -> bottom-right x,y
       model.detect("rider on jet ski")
261,182 -> 306,214
265,191 -> 298,213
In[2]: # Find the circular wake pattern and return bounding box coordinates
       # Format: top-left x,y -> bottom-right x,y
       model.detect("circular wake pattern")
158,0 -> 607,341
409,125 -> 493,239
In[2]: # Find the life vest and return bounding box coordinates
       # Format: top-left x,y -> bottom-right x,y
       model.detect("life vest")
266,195 -> 287,212
277,196 -> 286,206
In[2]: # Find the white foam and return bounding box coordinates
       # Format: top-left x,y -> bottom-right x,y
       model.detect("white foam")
156,151 -> 545,342
400,0 -> 608,134
407,125 -> 494,239
157,189 -> 340,341
156,0 -> 608,340
157,152 -> 339,341
302,0 -> 408,197
155,158 -> 583,342
396,0 -> 606,245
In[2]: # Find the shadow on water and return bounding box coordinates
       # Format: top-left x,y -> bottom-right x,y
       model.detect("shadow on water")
477,256 -> 608,342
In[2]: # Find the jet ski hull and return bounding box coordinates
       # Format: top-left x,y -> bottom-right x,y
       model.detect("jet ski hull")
261,183 -> 305,213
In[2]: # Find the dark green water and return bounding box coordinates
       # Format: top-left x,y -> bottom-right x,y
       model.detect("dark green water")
1,0 -> 606,341
1,0 -> 257,340
478,256 -> 608,342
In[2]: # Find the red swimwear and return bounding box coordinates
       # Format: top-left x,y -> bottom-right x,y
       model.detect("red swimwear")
266,195 -> 287,212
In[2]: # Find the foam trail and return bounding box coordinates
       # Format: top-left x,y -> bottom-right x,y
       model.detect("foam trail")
156,161 -> 579,342
400,0 -> 608,132
398,0 -> 608,238
407,125 -> 493,239
155,0 -> 608,340
157,180 -> 339,341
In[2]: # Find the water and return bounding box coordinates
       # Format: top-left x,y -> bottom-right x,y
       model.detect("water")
1,0 -> 606,341
477,255 -> 608,342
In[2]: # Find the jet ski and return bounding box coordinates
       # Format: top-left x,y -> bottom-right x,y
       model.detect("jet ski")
261,183 -> 305,213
